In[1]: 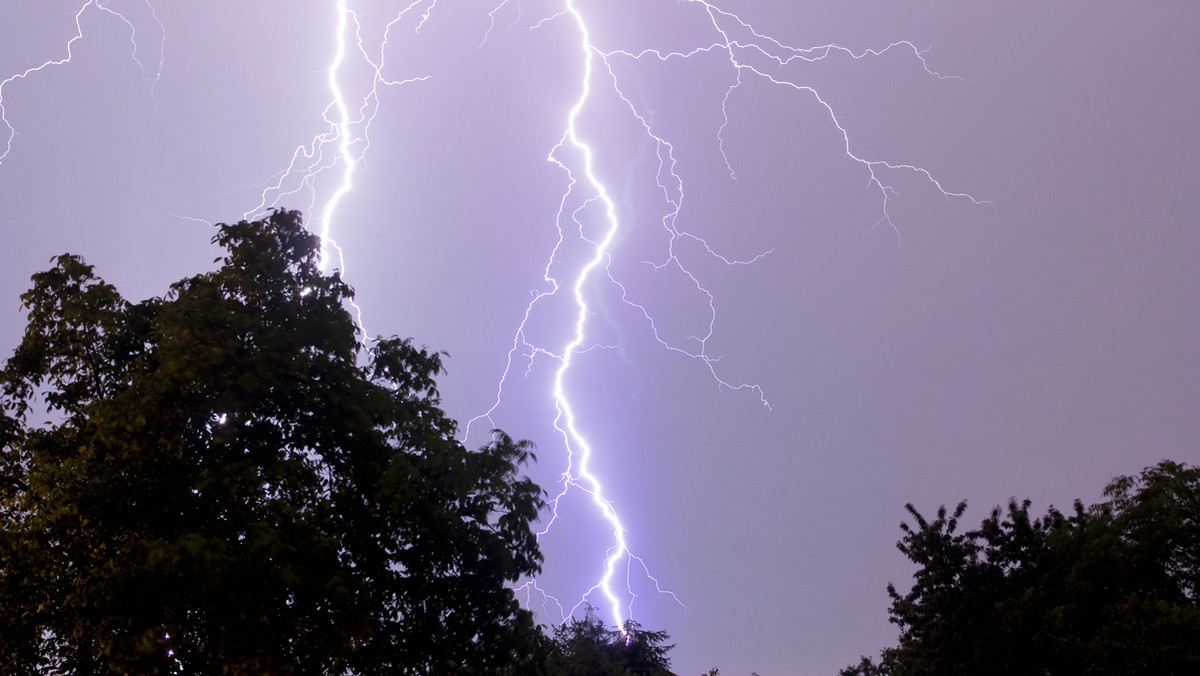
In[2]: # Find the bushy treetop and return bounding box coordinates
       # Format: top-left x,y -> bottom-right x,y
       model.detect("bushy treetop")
0,210 -> 545,675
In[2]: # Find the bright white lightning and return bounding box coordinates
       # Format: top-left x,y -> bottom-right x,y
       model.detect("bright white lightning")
320,0 -> 356,272
229,0 -> 439,341
542,0 -> 645,630
240,0 -> 431,279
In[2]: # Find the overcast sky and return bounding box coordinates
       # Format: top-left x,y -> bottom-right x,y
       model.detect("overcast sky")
2,2 -> 1197,674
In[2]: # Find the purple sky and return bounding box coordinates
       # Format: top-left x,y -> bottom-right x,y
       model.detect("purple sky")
2,2 -> 1198,674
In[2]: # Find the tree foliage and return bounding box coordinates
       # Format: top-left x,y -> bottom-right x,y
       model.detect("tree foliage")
545,607 -> 677,676
839,460 -> 1200,676
0,210 -> 546,674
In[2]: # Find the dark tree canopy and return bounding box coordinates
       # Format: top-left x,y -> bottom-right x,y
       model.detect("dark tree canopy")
545,607 -> 677,676
0,210 -> 546,674
839,460 -> 1200,676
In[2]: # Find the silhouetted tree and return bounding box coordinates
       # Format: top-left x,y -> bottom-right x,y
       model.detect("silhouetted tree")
0,210 -> 546,674
838,460 -> 1200,676
546,606 -> 677,676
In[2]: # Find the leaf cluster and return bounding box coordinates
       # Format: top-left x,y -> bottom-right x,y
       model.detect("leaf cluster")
0,210 -> 546,674
543,607 -> 677,676
840,461 -> 1200,676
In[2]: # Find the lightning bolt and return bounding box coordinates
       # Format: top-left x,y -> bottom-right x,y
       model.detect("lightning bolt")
211,0 -> 435,339
464,0 -> 986,633
2,0 -> 985,641
0,1 -> 164,169
238,0 -> 432,278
